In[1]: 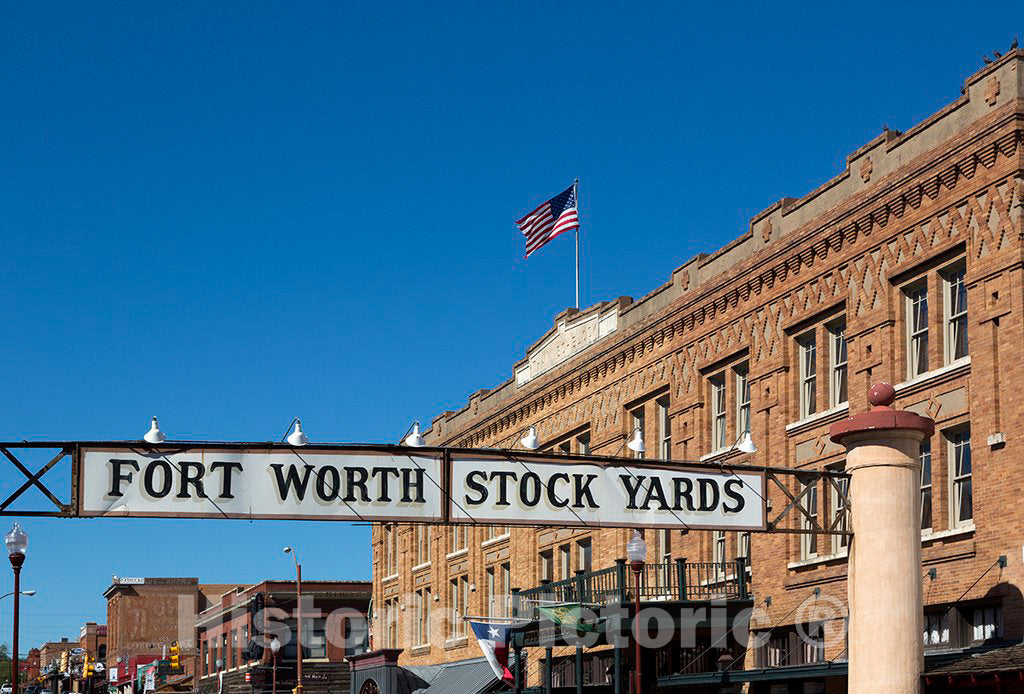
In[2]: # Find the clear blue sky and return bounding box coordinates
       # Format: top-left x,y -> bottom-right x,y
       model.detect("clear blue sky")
0,0 -> 1016,652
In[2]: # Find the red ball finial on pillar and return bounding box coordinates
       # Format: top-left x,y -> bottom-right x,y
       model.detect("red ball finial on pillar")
868,382 -> 896,409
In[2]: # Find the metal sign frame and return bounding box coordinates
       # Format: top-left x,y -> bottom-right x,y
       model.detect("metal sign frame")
0,441 -> 852,535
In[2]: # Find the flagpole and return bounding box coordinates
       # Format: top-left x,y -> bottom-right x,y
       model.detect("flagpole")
574,177 -> 580,309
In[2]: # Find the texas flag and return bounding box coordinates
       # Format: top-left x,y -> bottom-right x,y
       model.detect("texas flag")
470,621 -> 514,683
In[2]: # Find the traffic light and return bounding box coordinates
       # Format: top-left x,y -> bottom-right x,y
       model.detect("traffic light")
59,651 -> 69,674
84,655 -> 94,678
169,641 -> 180,671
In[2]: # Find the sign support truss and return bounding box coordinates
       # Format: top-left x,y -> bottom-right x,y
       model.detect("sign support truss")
0,441 -> 852,535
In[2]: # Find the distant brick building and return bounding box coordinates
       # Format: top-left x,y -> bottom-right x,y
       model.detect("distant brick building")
104,578 -> 242,694
195,580 -> 371,694
367,50 -> 1024,692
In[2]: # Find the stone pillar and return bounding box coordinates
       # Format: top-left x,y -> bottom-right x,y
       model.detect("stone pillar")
830,383 -> 934,694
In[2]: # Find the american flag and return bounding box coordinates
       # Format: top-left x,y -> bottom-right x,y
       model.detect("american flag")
516,183 -> 579,258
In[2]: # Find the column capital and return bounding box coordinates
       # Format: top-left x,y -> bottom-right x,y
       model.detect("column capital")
830,382 -> 934,444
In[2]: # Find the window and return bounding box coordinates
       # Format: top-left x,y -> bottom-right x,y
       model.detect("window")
450,525 -> 467,554
221,635 -> 227,669
384,599 -> 398,649
923,610 -> 950,648
712,530 -> 726,565
828,320 -> 848,407
631,407 -> 645,458
202,640 -> 208,676
906,283 -> 929,377
802,623 -> 825,664
576,432 -> 590,455
449,576 -> 469,638
486,567 -> 495,617
737,532 -> 751,563
943,261 -> 968,364
657,396 -> 671,459
800,480 -> 818,559
798,333 -> 817,418
539,549 -> 553,582
735,365 -> 751,436
577,539 -> 592,572
971,605 -> 1002,643
710,375 -> 727,451
920,441 -> 932,531
415,525 -> 431,565
230,630 -> 237,668
559,544 -> 571,581
830,464 -> 849,553
485,525 -> 509,541
949,429 -> 972,528
383,525 -> 397,577
501,562 -> 510,613
557,440 -> 571,455
414,588 -> 431,646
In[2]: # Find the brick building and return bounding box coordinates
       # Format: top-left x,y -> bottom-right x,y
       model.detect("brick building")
104,578 -> 241,694
365,50 -> 1024,693
195,580 -> 371,694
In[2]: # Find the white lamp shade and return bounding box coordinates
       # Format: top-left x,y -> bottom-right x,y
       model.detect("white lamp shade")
520,426 -> 540,450
5,522 -> 28,556
287,419 -> 309,446
626,428 -> 645,454
736,430 -> 758,454
626,529 -> 647,563
143,417 -> 166,444
405,422 -> 426,447
269,636 -> 281,654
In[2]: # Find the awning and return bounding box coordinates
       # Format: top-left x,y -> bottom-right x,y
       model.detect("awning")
924,640 -> 1024,684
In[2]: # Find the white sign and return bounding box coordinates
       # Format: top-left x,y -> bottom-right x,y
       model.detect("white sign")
80,447 -> 444,522
116,577 -> 146,585
449,456 -> 765,530
145,669 -> 155,692
108,667 -> 118,682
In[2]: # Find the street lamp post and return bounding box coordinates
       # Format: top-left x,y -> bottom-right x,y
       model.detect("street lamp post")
269,636 -> 281,694
626,531 -> 647,694
283,547 -> 302,694
5,523 -> 29,694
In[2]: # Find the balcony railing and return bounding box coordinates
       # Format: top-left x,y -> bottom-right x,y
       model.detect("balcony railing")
515,557 -> 749,615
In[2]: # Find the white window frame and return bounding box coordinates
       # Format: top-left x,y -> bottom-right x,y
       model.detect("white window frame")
710,374 -> 727,451
942,261 -> 968,365
539,549 -> 553,583
577,538 -> 592,572
383,525 -> 397,578
576,432 -> 590,455
906,282 -> 929,378
920,441 -> 932,532
948,428 -> 973,529
631,407 -> 645,459
798,333 -> 817,419
736,531 -> 751,563
828,320 -> 848,408
735,364 -> 751,436
657,396 -> 671,459
829,465 -> 849,554
450,525 -> 467,555
414,587 -> 430,646
800,481 -> 818,560
559,544 -> 571,581
415,525 -> 431,566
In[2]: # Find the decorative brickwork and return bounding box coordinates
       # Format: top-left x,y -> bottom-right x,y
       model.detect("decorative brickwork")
371,52 -> 1024,686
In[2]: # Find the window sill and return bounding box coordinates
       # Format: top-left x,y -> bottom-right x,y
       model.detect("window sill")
895,357 -> 971,394
785,403 -> 850,435
699,447 -> 735,462
382,574 -> 399,583
409,645 -> 431,657
788,548 -> 848,569
481,534 -> 511,548
446,548 -> 469,560
444,636 -> 468,650
922,524 -> 975,543
411,561 -> 432,573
